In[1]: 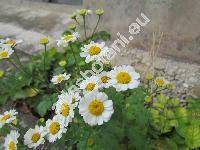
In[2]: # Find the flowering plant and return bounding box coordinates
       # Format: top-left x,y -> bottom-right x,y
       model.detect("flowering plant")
0,9 -> 200,150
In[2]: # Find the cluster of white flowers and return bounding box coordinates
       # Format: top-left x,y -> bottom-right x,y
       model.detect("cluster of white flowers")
79,65 -> 140,92
0,38 -> 22,59
1,8 -> 142,149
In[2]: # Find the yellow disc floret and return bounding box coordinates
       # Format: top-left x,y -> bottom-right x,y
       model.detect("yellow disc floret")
0,51 -> 9,58
155,78 -> 165,86
86,83 -> 95,91
49,122 -> 60,135
61,103 -> 70,117
56,75 -> 63,82
8,141 -> 15,150
5,40 -> 16,46
88,46 -> 101,56
63,35 -> 73,41
0,114 -> 11,122
88,99 -> 104,116
31,132 -> 40,143
116,72 -> 131,84
101,76 -> 110,83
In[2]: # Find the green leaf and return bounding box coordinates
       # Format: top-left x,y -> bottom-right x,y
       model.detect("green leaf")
35,95 -> 54,117
0,94 -> 8,105
177,125 -> 200,149
62,30 -> 71,36
92,31 -> 111,41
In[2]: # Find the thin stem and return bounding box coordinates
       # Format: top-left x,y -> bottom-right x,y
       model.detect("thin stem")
83,15 -> 87,39
92,15 -> 101,37
84,128 -> 93,150
8,58 -> 26,75
43,44 -> 48,83
7,59 -> 39,93
69,43 -> 80,72
8,58 -> 46,86
43,44 -> 47,72
74,18 -> 80,25
13,48 -> 23,67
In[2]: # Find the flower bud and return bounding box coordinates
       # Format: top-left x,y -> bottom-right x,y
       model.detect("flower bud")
59,60 -> 67,67
39,37 -> 49,45
95,9 -> 104,15
145,73 -> 153,80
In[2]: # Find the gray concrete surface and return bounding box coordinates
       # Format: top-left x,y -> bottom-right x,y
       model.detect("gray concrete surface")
0,0 -> 80,53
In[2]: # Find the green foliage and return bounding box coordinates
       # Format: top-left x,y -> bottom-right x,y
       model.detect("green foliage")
91,31 -> 111,41
1,9 -> 200,150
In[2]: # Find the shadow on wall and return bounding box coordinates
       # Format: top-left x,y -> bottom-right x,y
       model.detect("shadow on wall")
83,0 -> 200,64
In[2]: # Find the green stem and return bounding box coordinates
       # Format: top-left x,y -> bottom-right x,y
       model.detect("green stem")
8,58 -> 27,75
8,58 -> 46,86
13,48 -> 23,67
69,43 -> 80,72
83,15 -> 87,39
7,59 -> 39,93
84,128 -> 93,150
44,44 -> 47,72
74,18 -> 80,25
92,15 -> 101,37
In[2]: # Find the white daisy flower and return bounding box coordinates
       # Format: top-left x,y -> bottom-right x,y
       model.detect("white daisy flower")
154,77 -> 169,87
57,32 -> 80,47
79,91 -> 114,126
80,41 -> 109,63
109,65 -> 140,92
4,130 -> 20,150
0,43 -> 14,59
98,71 -> 112,88
24,125 -> 46,149
79,76 -> 99,92
0,38 -> 23,47
0,109 -> 18,128
65,90 -> 81,107
52,92 -> 76,124
45,115 -> 67,143
51,73 -> 71,84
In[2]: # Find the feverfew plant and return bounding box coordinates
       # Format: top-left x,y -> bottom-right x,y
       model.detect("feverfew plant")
0,9 -> 200,150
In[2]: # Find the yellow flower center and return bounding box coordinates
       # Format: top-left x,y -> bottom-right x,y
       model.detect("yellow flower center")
56,75 -> 63,82
88,99 -> 104,116
116,72 -> 131,84
0,114 -> 11,122
101,76 -> 110,83
8,141 -> 15,150
31,132 -> 40,143
155,78 -> 164,86
61,103 -> 70,117
49,122 -> 60,135
86,83 -> 95,91
63,35 -> 73,41
88,46 -> 101,56
5,40 -> 16,46
0,51 -> 9,58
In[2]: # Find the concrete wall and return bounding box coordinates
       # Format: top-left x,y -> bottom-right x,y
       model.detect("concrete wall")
83,0 -> 200,63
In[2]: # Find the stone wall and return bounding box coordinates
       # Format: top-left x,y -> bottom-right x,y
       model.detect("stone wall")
83,0 -> 200,64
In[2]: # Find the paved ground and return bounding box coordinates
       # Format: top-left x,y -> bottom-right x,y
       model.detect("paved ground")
0,0 -> 79,53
